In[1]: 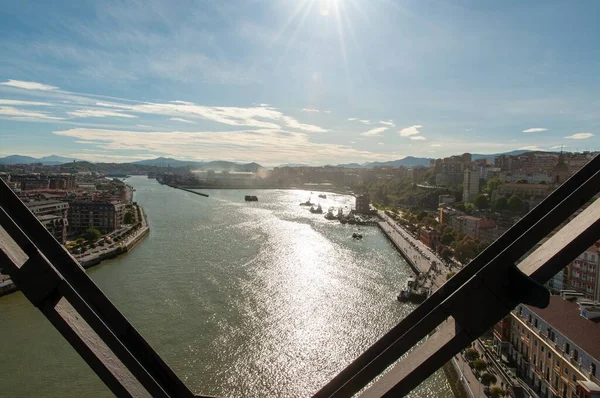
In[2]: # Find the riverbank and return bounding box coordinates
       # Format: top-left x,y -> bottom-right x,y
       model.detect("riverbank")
0,206 -> 150,297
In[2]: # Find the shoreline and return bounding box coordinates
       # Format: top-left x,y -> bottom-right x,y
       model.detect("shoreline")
0,207 -> 150,298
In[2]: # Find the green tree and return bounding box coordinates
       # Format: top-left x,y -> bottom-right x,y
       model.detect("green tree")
123,211 -> 135,224
473,359 -> 487,372
486,178 -> 503,194
494,196 -> 508,212
490,387 -> 506,398
480,372 -> 497,387
474,194 -> 489,210
75,237 -> 85,245
441,233 -> 455,245
441,247 -> 453,262
446,271 -> 456,281
507,194 -> 524,213
465,348 -> 480,361
84,227 -> 102,242
477,241 -> 490,254
455,202 -> 466,212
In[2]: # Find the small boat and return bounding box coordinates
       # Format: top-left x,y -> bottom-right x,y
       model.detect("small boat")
324,208 -> 337,220
352,232 -> 363,239
300,198 -> 314,206
318,194 -> 327,199
397,277 -> 428,304
337,208 -> 343,219
244,195 -> 258,201
310,204 -> 323,214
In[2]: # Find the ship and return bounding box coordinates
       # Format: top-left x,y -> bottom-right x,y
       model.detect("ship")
300,198 -> 314,206
396,277 -> 428,304
318,194 -> 327,199
324,208 -> 337,220
310,204 -> 323,214
244,195 -> 258,201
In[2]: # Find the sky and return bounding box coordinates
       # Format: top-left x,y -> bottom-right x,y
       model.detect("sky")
0,0 -> 598,166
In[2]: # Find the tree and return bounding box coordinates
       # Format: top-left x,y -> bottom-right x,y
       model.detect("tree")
480,372 -> 497,387
123,211 -> 135,224
486,178 -> 503,194
494,196 -> 508,212
473,359 -> 487,372
75,237 -> 85,245
465,348 -> 480,361
477,241 -> 490,254
441,247 -> 453,262
474,194 -> 489,210
490,387 -> 506,398
84,227 -> 101,242
455,202 -> 466,212
441,233 -> 455,245
507,194 -> 524,213
446,272 -> 456,281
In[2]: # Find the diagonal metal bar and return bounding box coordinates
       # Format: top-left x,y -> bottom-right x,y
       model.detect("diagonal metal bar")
0,179 -> 198,398
314,154 -> 600,398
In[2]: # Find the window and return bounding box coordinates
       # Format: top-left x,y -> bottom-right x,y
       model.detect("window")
564,367 -> 568,375
574,350 -> 579,361
528,314 -> 532,323
592,363 -> 597,377
548,352 -> 551,359
565,343 -> 570,354
542,346 -> 545,352
534,319 -> 538,328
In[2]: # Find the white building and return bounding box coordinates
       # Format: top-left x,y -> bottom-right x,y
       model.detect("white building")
463,168 -> 480,202
499,171 -> 553,184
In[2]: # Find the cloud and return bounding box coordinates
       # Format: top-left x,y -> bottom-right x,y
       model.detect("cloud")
380,121 -> 395,127
410,136 -> 426,141
519,145 -> 544,151
360,127 -> 388,137
350,141 -> 356,144
347,118 -> 357,121
170,117 -> 196,124
53,127 -> 396,165
430,144 -> 441,147
564,132 -> 594,140
323,110 -> 331,114
68,109 -> 138,118
399,125 -> 423,137
0,99 -> 52,106
359,120 -> 371,124
549,145 -> 567,150
301,108 -> 320,112
281,116 -> 328,133
1,79 -> 58,91
522,127 -> 548,133
377,142 -> 384,145
170,100 -> 194,105
0,106 -> 64,120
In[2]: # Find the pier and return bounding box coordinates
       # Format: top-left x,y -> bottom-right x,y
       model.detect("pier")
169,185 -> 209,197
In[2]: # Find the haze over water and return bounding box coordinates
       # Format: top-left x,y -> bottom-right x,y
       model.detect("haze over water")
0,176 -> 451,397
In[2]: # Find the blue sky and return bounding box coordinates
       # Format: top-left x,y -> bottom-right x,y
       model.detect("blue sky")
0,0 -> 598,165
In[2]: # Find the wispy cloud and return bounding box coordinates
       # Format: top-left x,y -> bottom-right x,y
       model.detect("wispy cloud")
53,127 -> 396,165
522,127 -> 548,133
564,132 -> 594,140
380,121 -> 395,127
360,127 -> 388,137
399,125 -> 423,137
301,108 -> 320,112
430,144 -> 441,147
0,106 -> 64,120
359,120 -> 371,125
170,100 -> 194,105
0,99 -> 52,106
410,136 -> 426,141
347,118 -> 357,121
68,109 -> 137,118
170,117 -> 196,124
519,145 -> 544,150
1,79 -> 58,91
377,142 -> 384,145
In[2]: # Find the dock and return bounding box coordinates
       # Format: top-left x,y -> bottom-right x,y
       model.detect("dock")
377,221 -> 428,275
169,185 -> 209,197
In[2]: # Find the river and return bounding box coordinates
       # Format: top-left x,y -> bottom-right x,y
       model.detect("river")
0,176 -> 452,397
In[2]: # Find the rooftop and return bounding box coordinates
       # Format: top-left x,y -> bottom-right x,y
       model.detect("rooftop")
525,296 -> 600,361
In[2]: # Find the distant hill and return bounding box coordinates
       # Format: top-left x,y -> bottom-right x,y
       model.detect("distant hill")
0,154 -> 81,165
470,150 -> 532,162
131,157 -> 263,172
331,156 -> 432,169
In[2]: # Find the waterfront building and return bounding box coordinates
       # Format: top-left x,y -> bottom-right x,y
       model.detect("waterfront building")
498,172 -> 554,184
68,200 -> 125,235
493,294 -> 600,398
419,227 -> 440,250
462,167 -> 480,202
449,215 -> 496,240
24,199 -> 69,243
355,193 -> 371,214
494,183 -> 553,202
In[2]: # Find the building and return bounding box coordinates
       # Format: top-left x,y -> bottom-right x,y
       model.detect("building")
568,245 -> 600,302
419,228 -> 440,250
24,199 -> 69,243
68,200 -> 125,235
407,167 -> 428,183
439,207 -> 457,225
462,168 -> 480,202
493,294 -> 600,398
499,172 -> 554,184
355,194 -> 371,214
494,183 -> 554,201
450,215 -> 496,240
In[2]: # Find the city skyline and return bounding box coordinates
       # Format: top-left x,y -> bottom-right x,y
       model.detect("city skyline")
1,0 -> 599,165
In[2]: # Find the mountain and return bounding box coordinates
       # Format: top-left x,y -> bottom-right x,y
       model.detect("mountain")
0,154 -> 81,165
470,150 -> 532,162
364,156 -> 432,168
131,157 -> 263,172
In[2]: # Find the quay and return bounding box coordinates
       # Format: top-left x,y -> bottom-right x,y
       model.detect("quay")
169,185 -> 209,198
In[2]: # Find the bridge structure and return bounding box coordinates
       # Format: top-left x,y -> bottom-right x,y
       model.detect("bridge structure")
1,154 -> 599,397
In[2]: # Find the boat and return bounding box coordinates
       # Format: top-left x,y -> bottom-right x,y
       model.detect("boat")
244,195 -> 258,201
318,194 -> 327,199
396,277 -> 428,304
337,208 -> 343,219
300,198 -> 314,206
310,204 -> 323,214
352,232 -> 363,239
324,208 -> 337,220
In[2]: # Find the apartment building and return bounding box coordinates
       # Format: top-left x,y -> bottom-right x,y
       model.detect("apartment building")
494,294 -> 600,398
24,199 -> 69,244
68,200 -> 125,235
568,245 -> 600,302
